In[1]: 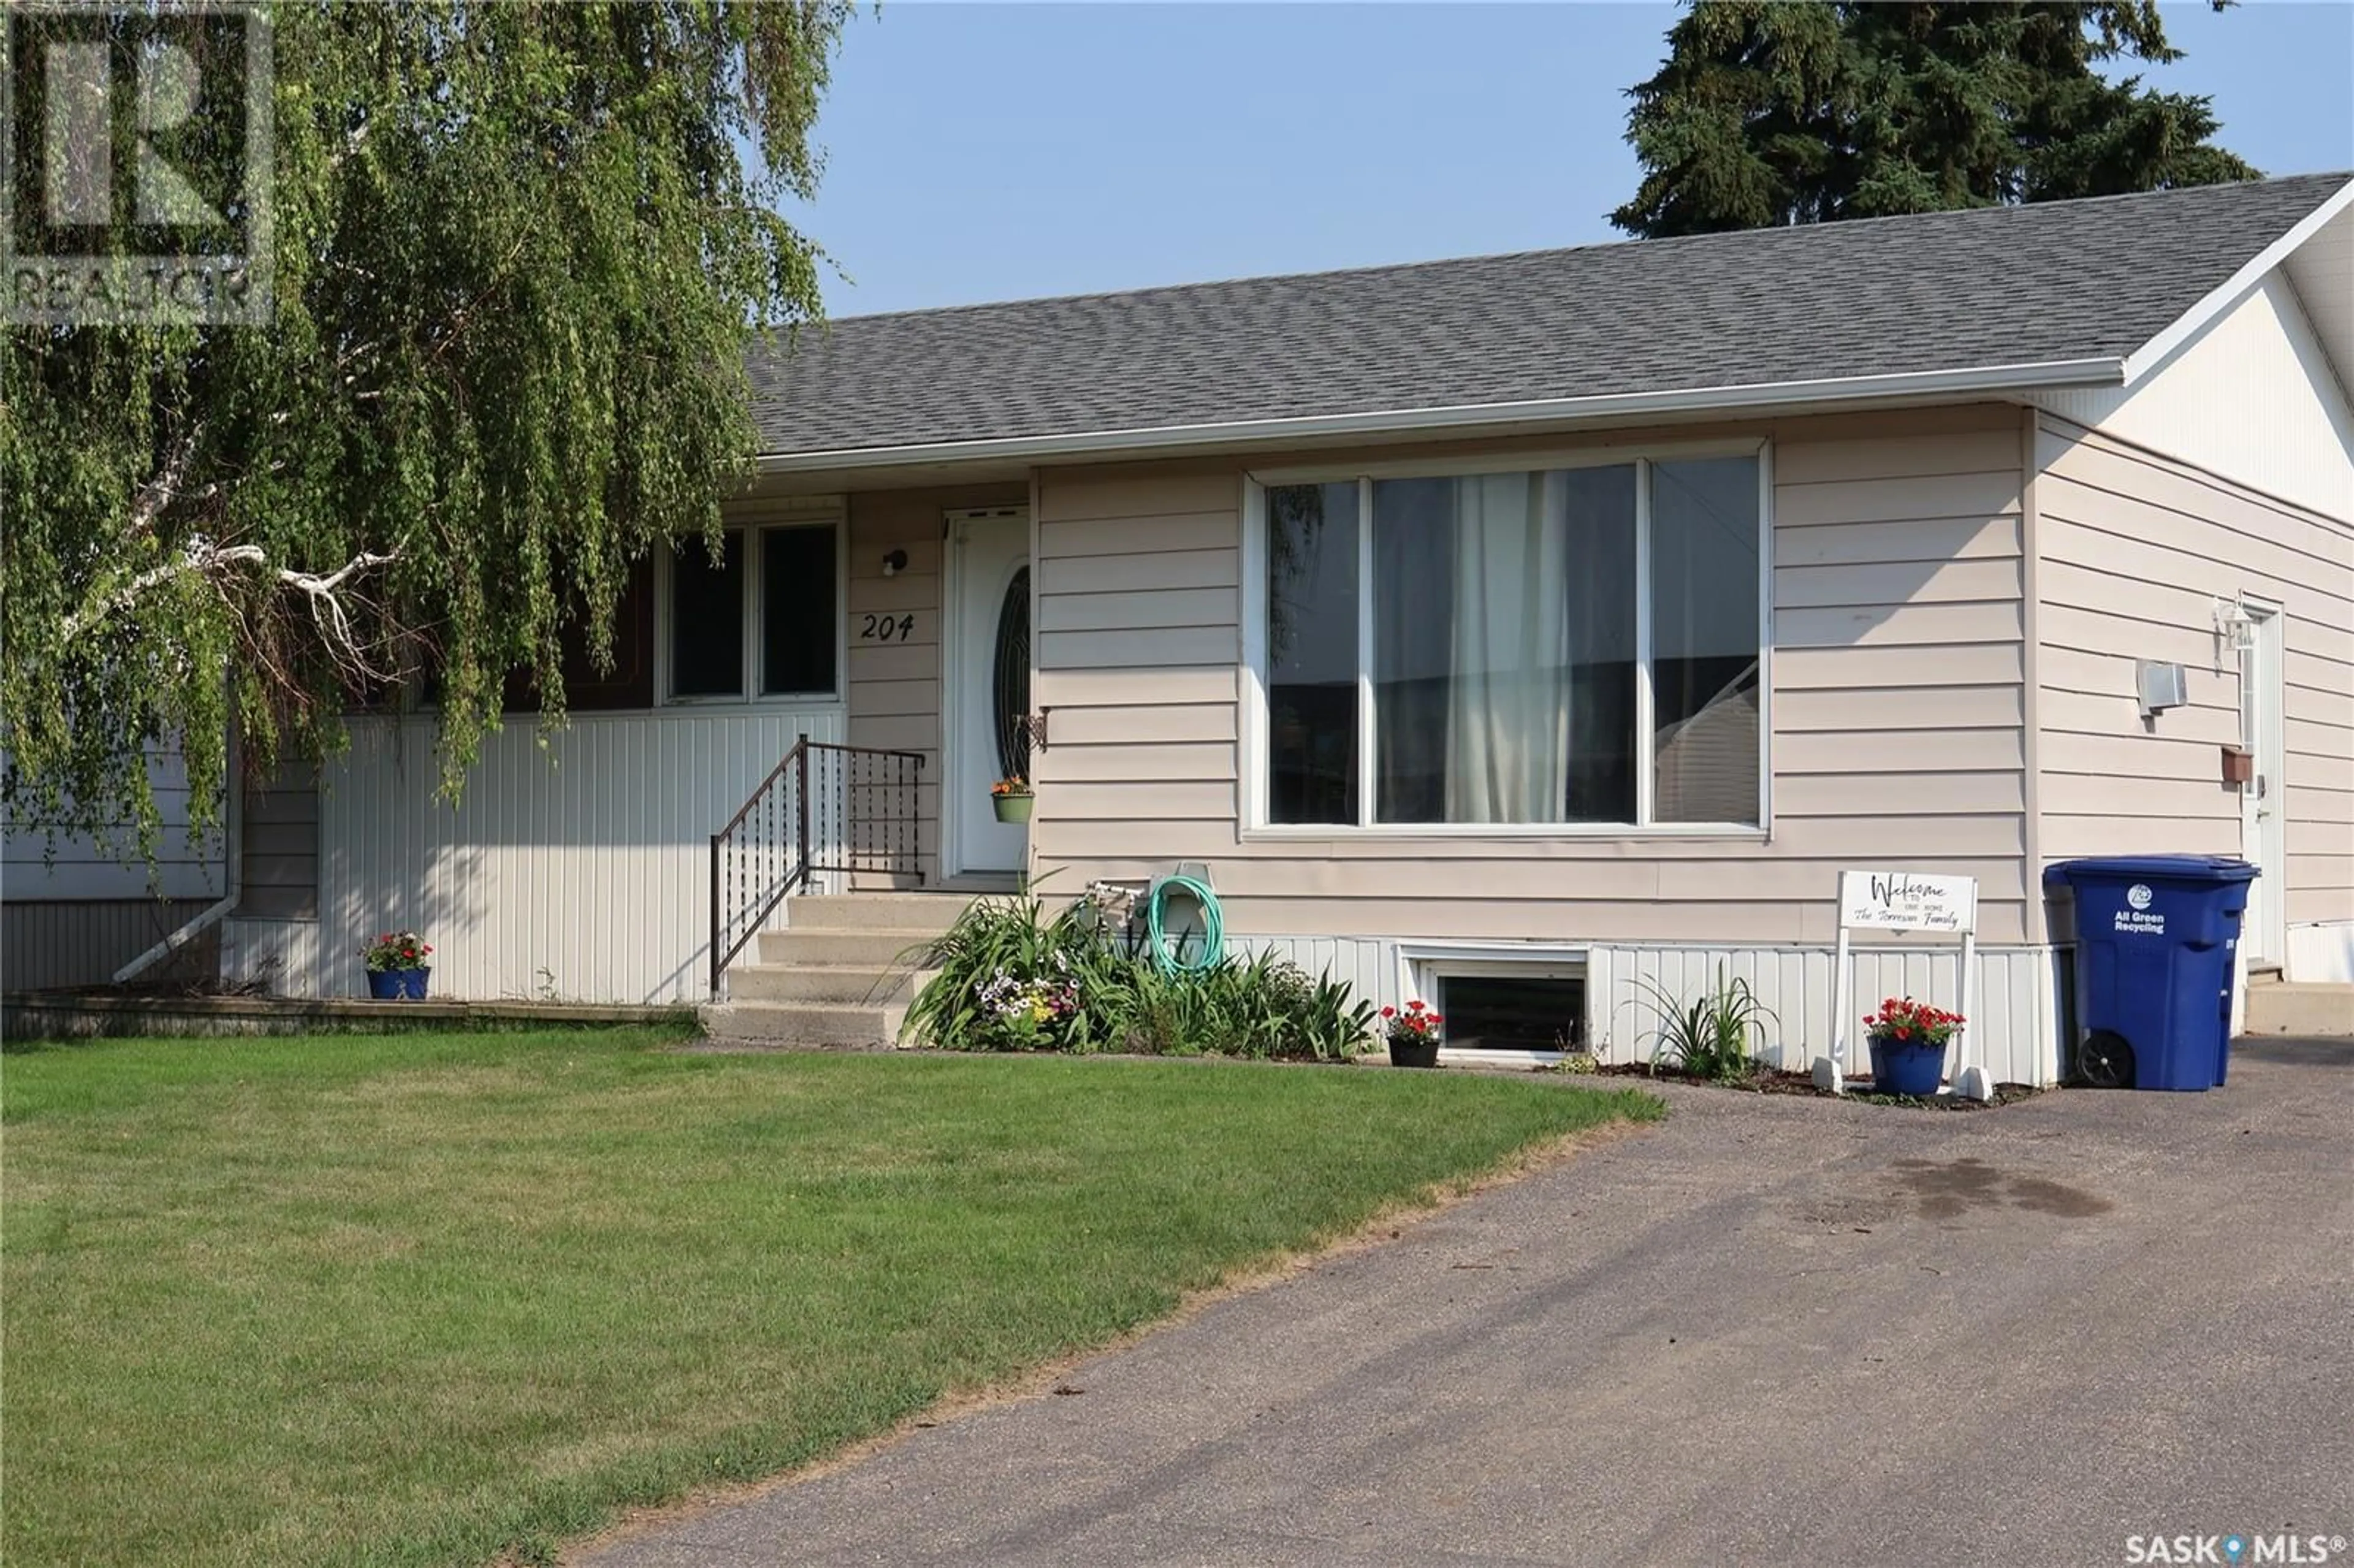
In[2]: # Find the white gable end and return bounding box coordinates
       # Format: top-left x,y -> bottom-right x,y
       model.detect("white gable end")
2029,268 -> 2354,521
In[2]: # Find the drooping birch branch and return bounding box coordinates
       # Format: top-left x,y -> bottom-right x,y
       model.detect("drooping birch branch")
63,538 -> 399,679
127,424 -> 203,538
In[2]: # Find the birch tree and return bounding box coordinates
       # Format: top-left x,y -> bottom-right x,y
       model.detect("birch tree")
2,1 -> 851,853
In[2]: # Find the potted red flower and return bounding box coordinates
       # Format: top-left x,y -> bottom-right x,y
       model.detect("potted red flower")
1381,999 -> 1443,1068
361,931 -> 435,1000
1863,996 -> 1962,1097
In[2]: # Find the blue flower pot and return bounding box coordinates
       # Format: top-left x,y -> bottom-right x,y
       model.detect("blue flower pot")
1870,1037 -> 1946,1097
367,969 -> 431,1000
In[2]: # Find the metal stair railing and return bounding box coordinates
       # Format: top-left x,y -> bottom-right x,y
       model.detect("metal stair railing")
709,734 -> 925,993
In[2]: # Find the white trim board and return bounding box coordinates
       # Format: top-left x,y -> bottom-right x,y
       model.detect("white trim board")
2120,177 -> 2354,386
1247,435 -> 1766,486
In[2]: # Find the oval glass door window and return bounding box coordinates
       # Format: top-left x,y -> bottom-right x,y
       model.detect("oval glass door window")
993,567 -> 1031,783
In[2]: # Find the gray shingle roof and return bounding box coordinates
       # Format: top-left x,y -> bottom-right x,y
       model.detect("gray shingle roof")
748,173 -> 2352,459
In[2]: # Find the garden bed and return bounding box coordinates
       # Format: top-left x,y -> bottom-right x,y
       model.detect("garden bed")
1590,1062 -> 2046,1109
901,891 -> 1377,1059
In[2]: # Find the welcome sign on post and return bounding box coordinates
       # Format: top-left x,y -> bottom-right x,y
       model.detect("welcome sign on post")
1839,870 -> 1978,934
1829,870 -> 1980,1094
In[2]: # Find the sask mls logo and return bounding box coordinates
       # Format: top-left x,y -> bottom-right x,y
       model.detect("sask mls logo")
2,1 -> 273,325
2127,883 -> 2156,912
2127,1534 -> 2346,1563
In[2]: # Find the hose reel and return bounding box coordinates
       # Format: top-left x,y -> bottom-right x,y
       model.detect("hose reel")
1144,862 -> 1224,975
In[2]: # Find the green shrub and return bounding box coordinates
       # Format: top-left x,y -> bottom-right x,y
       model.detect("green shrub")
1632,965 -> 1777,1081
896,896 -> 1115,1053
901,899 -> 1376,1061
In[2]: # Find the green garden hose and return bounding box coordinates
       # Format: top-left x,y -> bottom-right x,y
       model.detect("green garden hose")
1145,873 -> 1224,975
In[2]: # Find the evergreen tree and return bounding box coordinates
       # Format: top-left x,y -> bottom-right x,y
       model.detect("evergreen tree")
2,2 -> 850,851
1612,1 -> 2259,238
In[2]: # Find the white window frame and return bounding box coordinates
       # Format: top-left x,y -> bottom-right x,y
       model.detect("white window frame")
1396,945 -> 1592,1065
654,513 -> 849,707
1240,437 -> 1772,840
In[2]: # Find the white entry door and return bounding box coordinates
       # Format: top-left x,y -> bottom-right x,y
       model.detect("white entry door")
948,509 -> 1030,877
2239,598 -> 2287,964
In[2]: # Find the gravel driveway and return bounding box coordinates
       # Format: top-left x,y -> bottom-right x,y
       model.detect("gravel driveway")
576,1039 -> 2354,1568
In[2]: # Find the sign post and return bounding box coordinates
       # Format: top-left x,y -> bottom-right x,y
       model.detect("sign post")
1831,870 -> 1979,1085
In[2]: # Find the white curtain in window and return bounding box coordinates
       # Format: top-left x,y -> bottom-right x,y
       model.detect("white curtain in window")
1444,473 -> 1572,823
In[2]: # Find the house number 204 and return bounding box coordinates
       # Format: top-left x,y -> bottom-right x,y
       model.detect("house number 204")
858,613 -> 916,642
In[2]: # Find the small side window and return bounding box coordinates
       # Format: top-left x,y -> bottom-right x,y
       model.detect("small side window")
671,530 -> 744,697
1266,481 -> 1359,825
761,524 -> 838,696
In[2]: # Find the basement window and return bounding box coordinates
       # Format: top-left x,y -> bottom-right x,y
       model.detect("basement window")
1435,973 -> 1588,1052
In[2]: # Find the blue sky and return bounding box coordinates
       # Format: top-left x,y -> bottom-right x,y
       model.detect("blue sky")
792,2 -> 2354,319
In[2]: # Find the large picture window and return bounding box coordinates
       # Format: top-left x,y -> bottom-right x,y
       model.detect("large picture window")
1259,451 -> 1762,830
667,522 -> 841,702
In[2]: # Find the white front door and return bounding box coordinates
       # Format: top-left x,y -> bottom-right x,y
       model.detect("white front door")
948,509 -> 1030,877
2239,598 -> 2287,964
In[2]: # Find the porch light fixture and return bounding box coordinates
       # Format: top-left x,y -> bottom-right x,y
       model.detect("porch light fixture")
2212,595 -> 2257,654
881,549 -> 908,577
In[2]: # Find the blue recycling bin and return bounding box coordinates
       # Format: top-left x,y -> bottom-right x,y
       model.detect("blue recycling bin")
2043,855 -> 2258,1092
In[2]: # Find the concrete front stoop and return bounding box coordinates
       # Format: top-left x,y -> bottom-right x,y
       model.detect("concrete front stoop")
701,892 -> 972,1046
2243,969 -> 2354,1038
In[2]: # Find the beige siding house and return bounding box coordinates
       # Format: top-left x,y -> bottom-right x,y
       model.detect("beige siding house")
201,174 -> 2353,1082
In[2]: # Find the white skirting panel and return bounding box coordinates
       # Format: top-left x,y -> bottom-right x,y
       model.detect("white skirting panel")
219,915 -> 335,999
2285,921 -> 2354,984
1584,945 -> 2063,1086
222,709 -> 843,1003
1232,934 -> 2065,1086
1230,934 -> 1398,1015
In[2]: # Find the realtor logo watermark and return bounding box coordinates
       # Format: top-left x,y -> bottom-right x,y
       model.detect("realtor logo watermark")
2126,1534 -> 2347,1564
2,1 -> 272,325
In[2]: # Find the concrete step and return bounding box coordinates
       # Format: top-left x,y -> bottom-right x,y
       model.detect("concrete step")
2242,981 -> 2354,1038
701,999 -> 907,1046
785,892 -> 988,934
756,926 -> 943,969
937,873 -> 1023,895
728,962 -> 913,1004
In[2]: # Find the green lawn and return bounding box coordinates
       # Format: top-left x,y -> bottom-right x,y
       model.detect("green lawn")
2,1029 -> 1659,1568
